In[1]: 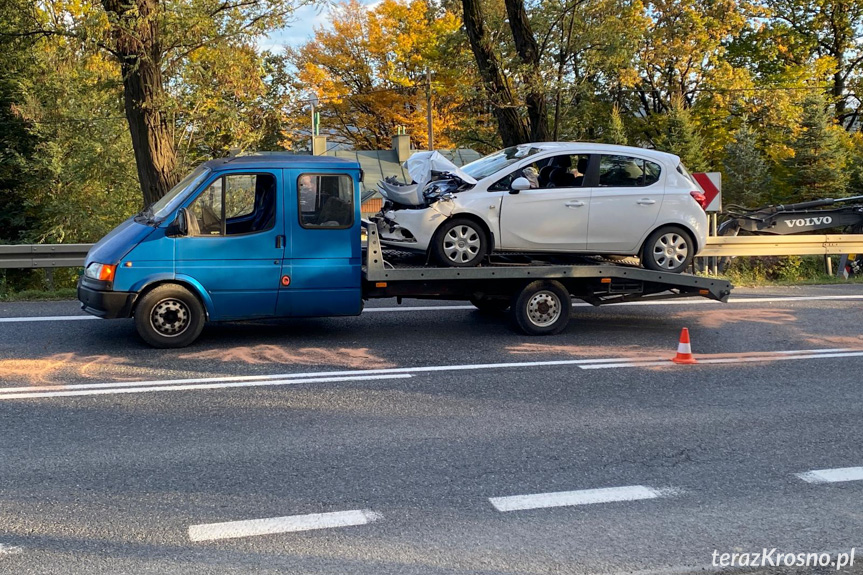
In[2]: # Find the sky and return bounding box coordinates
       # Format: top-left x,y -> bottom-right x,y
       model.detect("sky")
257,0 -> 382,53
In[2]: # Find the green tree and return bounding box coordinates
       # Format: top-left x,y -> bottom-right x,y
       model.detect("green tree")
602,105 -> 628,145
0,0 -> 39,243
786,93 -> 849,200
722,120 -> 772,205
764,0 -> 863,128
654,99 -> 706,170
9,0 -> 304,205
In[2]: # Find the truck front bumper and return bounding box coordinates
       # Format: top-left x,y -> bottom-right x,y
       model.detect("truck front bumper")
77,281 -> 137,319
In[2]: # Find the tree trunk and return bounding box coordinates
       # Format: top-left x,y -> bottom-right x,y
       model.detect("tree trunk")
503,0 -> 549,141
102,0 -> 178,207
461,0 -> 529,146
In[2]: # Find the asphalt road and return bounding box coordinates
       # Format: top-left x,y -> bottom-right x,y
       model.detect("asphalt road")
1,284 -> 862,575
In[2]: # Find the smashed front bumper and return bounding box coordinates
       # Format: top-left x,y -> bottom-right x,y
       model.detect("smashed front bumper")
376,204 -> 453,252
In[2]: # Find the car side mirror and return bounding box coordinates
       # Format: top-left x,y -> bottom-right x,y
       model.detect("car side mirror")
168,208 -> 189,237
510,177 -> 531,194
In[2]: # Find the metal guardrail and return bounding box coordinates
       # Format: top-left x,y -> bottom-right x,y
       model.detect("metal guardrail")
0,234 -> 861,269
0,244 -> 91,269
700,234 -> 863,257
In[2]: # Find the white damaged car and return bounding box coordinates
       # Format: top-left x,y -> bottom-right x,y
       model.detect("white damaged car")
375,143 -> 709,273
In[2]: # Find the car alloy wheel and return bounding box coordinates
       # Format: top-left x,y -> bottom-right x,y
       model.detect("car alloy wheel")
651,232 -> 689,270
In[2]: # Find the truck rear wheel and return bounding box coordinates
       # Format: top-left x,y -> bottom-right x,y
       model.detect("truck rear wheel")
511,280 -> 571,335
134,284 -> 206,348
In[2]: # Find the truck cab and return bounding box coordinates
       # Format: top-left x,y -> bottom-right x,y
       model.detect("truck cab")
78,154 -> 364,347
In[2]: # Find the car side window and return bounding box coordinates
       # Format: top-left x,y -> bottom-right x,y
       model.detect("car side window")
598,155 -> 662,187
538,154 -> 589,188
187,173 -> 276,236
298,174 -> 354,229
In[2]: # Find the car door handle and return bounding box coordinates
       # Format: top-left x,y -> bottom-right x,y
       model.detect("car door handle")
564,200 -> 585,208
275,234 -> 285,248
637,198 -> 656,205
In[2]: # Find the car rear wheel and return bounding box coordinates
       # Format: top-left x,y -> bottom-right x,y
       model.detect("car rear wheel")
432,218 -> 488,267
641,226 -> 694,274
134,284 -> 206,348
511,280 -> 571,335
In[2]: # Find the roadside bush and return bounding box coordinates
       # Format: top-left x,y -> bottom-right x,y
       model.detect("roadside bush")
720,255 -> 833,284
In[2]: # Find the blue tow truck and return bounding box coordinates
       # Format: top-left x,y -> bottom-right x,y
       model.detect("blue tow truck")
78,153 -> 731,348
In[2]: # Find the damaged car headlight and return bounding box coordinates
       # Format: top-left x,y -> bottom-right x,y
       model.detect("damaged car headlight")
422,180 -> 458,204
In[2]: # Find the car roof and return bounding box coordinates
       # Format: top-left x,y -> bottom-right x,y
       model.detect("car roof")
526,142 -> 682,165
203,152 -> 361,171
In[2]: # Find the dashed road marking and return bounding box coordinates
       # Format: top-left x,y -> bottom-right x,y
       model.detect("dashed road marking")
797,466 -> 863,484
188,509 -> 382,542
489,485 -> 674,512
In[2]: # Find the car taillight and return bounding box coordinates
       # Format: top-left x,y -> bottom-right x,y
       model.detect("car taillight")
690,191 -> 707,210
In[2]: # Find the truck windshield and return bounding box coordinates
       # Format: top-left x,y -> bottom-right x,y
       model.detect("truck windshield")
150,166 -> 211,221
460,145 -> 543,181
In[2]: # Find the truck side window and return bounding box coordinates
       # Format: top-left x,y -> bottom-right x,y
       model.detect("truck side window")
298,174 -> 354,229
188,173 -> 276,236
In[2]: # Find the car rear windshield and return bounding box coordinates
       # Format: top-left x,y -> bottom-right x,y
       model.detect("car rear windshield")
676,163 -> 697,185
461,145 -> 544,180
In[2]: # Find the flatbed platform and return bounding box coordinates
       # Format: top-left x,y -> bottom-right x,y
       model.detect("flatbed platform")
362,221 -> 732,311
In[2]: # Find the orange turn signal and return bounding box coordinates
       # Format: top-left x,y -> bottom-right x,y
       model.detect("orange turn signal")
600,277 -> 612,284
98,264 -> 116,281
375,282 -> 387,288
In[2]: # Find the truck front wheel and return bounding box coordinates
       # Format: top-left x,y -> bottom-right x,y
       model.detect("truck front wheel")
134,284 -> 206,348
511,280 -> 571,335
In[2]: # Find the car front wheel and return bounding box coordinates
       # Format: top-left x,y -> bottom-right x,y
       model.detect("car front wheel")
641,226 -> 695,273
431,218 -> 488,267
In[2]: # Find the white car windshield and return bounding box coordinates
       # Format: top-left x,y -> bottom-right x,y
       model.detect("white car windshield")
151,166 -> 210,220
460,145 -> 544,180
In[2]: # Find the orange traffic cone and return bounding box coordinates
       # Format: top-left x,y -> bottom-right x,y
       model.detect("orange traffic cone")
671,327 -> 697,364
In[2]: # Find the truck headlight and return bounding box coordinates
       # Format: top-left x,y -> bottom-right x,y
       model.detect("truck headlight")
84,262 -> 117,282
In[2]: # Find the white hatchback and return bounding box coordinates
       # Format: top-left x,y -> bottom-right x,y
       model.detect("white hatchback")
376,142 -> 709,273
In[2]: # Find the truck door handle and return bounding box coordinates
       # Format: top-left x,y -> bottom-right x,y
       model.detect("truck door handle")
637,198 -> 656,205
564,200 -> 585,208
276,235 -> 285,248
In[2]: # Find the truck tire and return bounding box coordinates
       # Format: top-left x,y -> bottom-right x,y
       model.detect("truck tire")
511,280 -> 571,335
469,295 -> 510,314
134,284 -> 206,348
431,218 -> 488,267
641,226 -> 694,273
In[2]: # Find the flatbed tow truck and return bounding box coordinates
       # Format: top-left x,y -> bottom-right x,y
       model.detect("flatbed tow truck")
77,154 -> 732,348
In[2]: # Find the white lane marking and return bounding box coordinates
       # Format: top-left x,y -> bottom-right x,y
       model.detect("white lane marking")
489,485 -> 671,512
797,466 -> 863,484
579,350 -> 863,369
0,543 -> 23,556
188,509 -> 382,542
0,315 -> 98,323
0,374 -> 410,400
1,348 -> 858,397
1,294 -> 862,324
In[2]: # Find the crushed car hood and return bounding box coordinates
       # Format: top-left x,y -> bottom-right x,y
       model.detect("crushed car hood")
405,151 -> 477,191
